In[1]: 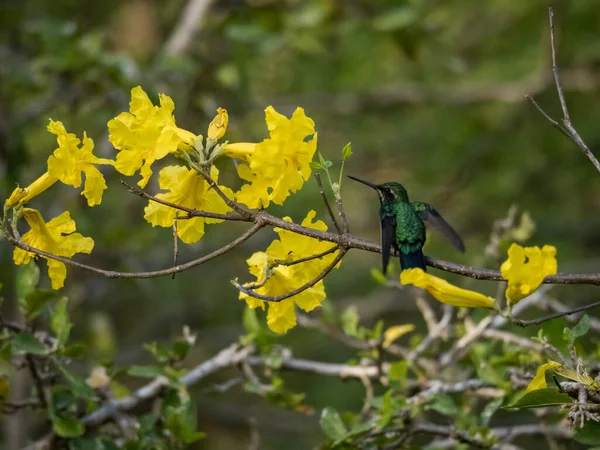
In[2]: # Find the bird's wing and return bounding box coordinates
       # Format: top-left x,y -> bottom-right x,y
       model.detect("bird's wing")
381,214 -> 397,274
412,202 -> 465,252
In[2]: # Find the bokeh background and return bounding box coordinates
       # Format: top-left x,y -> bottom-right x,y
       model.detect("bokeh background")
1,0 -> 600,448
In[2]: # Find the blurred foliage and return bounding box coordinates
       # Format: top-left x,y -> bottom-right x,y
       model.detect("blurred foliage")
1,0 -> 600,449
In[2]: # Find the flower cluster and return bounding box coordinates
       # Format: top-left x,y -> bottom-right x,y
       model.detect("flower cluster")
239,211 -> 340,334
5,86 -> 319,293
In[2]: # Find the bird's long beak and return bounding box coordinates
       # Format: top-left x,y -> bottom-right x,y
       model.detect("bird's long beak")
347,175 -> 379,190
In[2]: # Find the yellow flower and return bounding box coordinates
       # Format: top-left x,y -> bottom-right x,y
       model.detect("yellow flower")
500,243 -> 557,305
224,106 -> 317,208
207,107 -> 228,140
525,360 -> 600,393
525,361 -> 562,393
13,208 -> 94,289
108,86 -> 197,188
382,324 -> 415,348
5,173 -> 57,208
5,121 -> 112,208
239,210 -> 339,334
46,120 -> 113,206
400,268 -> 495,309
143,165 -> 233,244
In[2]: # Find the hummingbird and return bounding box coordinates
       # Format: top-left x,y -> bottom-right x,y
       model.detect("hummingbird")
348,176 -> 465,273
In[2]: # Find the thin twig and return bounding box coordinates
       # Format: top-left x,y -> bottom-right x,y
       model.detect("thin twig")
232,249 -> 347,302
274,245 -> 338,266
172,218 -> 179,279
314,172 -> 341,234
526,7 -> 600,173
25,356 -> 47,409
510,300 -> 600,328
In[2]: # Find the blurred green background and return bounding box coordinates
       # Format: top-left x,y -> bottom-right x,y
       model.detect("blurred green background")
1,0 -> 600,448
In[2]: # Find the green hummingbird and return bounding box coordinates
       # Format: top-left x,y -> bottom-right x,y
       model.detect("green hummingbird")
348,176 -> 465,273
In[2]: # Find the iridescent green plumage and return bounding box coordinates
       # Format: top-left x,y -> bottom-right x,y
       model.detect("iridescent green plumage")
348,177 -> 465,273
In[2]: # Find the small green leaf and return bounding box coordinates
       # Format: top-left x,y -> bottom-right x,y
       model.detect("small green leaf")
243,306 -> 261,335
340,306 -> 359,337
376,390 -> 393,429
127,365 -> 165,378
506,388 -> 572,409
320,406 -> 347,440
23,290 -> 59,319
388,361 -> 407,386
570,314 -> 591,345
426,393 -> 458,417
172,339 -> 190,361
481,397 -> 504,427
574,420 -> 600,445
51,297 -> 72,345
323,160 -> 333,169
68,437 -> 104,450
310,161 -> 324,170
318,152 -> 327,167
143,342 -> 171,364
52,414 -> 84,438
16,261 -> 39,303
12,331 -> 47,355
62,343 -> 88,359
341,142 -> 353,160
57,363 -> 96,401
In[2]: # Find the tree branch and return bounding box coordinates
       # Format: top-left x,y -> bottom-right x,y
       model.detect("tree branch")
510,300 -> 600,328
26,343 -> 254,450
527,7 -> 600,173
4,222 -> 264,279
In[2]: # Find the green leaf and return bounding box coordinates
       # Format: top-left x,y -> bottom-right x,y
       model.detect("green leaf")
340,306 -> 359,337
323,160 -> 333,169
143,342 -> 171,364
51,297 -> 72,345
57,363 -> 96,401
52,414 -> 85,438
310,161 -> 324,170
320,406 -> 348,440
62,343 -> 88,359
372,7 -> 415,31
376,390 -> 393,428
565,314 -> 591,346
16,262 -> 39,309
388,361 -> 408,384
172,339 -> 190,361
23,290 -> 59,319
480,397 -> 504,427
12,331 -> 47,355
243,306 -> 261,335
127,365 -> 165,378
68,437 -> 103,450
426,393 -> 458,417
506,388 -> 572,409
574,421 -> 600,445
341,142 -> 353,160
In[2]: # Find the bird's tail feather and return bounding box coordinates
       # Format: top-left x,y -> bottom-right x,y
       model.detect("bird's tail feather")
400,250 -> 426,271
